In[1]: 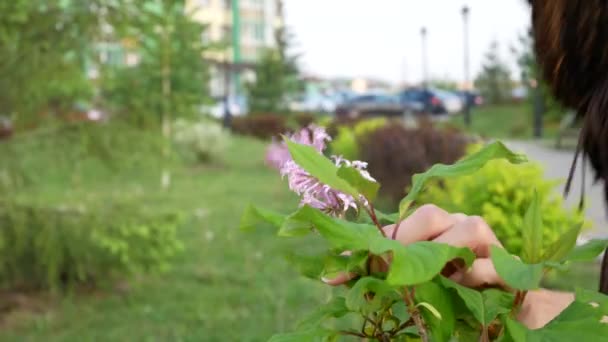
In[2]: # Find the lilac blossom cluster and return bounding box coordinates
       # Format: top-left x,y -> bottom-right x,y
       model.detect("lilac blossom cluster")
265,125 -> 375,216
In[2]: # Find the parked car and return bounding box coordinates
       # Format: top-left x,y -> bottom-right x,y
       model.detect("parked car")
400,88 -> 464,115
457,90 -> 484,107
335,93 -> 405,119
288,93 -> 336,113
0,116 -> 13,140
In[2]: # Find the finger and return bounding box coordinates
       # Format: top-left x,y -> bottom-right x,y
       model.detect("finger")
383,204 -> 459,245
450,258 -> 506,288
432,216 -> 502,258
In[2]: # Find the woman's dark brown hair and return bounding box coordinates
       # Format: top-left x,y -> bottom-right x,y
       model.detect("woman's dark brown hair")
528,0 -> 608,293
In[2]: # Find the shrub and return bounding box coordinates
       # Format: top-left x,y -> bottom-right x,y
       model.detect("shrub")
330,117 -> 388,160
360,122 -> 469,204
173,118 -> 229,163
231,114 -> 287,140
418,145 -> 587,255
293,112 -> 316,128
0,199 -> 183,291
0,123 -> 183,291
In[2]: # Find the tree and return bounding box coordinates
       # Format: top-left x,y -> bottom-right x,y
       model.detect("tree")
475,41 -> 513,105
511,31 -> 565,120
0,0 -> 131,126
246,21 -> 301,114
101,0 -> 212,126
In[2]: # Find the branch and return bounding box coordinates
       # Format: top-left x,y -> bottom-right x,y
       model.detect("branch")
403,287 -> 429,342
364,204 -> 386,238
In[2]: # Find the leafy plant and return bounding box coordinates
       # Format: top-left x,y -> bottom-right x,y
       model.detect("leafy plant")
231,114 -> 288,140
359,122 -> 469,204
330,117 -> 388,160
0,198 -> 183,291
418,145 -> 587,255
244,126 -> 608,341
173,118 -> 229,163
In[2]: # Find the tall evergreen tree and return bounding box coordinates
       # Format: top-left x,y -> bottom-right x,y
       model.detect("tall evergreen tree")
475,41 -> 513,105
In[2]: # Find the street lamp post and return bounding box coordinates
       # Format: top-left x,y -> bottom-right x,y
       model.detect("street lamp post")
421,27 -> 428,88
462,5 -> 472,126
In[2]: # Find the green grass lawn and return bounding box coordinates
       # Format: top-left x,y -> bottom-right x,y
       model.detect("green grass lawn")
1,135 -> 332,342
444,103 -> 561,140
1,129 -> 600,341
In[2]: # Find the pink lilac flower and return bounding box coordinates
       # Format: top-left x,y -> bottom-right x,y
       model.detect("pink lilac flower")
271,125 -> 376,216
265,138 -> 291,170
264,124 -> 331,170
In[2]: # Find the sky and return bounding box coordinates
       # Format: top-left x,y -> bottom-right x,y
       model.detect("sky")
283,0 -> 531,85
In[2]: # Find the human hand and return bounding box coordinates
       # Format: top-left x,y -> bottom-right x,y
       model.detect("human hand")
323,204 -> 573,329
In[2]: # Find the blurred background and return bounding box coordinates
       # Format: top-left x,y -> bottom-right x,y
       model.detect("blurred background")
0,0 -> 603,340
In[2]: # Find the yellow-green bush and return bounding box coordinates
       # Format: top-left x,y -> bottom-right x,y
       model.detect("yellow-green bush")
419,146 -> 587,256
0,123 -> 183,291
330,118 -> 387,160
0,199 -> 183,291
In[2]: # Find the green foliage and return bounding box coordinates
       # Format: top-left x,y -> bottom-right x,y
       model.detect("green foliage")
0,123 -> 183,291
401,141 -> 527,218
330,117 -> 387,160
491,246 -> 544,290
101,0 -> 212,125
0,199 -> 182,291
475,41 -> 514,105
247,24 -> 301,114
0,0 -> 127,124
231,114 -> 288,140
247,138 -> 608,341
247,49 -> 293,113
512,31 -> 567,121
360,122 -> 470,205
173,118 -> 229,163
418,145 -> 587,256
0,122 -> 167,191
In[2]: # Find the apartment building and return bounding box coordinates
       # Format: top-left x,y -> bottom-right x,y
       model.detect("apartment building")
187,0 -> 284,97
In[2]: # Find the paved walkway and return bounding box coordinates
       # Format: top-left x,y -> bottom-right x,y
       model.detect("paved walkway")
505,140 -> 608,239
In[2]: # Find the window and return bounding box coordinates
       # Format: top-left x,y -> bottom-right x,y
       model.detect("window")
253,23 -> 264,41
196,0 -> 210,7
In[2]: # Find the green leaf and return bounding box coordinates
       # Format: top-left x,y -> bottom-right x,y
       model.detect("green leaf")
346,250 -> 369,275
279,210 -> 315,237
566,239 -> 608,262
240,205 -> 285,232
416,302 -> 442,320
345,277 -> 400,314
285,252 -> 326,279
398,141 -> 527,219
297,297 -> 350,329
504,317 -> 530,342
521,191 -> 543,264
321,254 -> 350,279
575,288 -> 608,311
415,280 -> 455,342
280,207 -> 475,286
385,242 -> 475,286
285,139 -> 357,196
542,224 -> 582,262
282,206 -> 380,250
336,165 -> 379,201
491,246 -> 543,290
439,277 -> 513,326
268,329 -> 334,342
